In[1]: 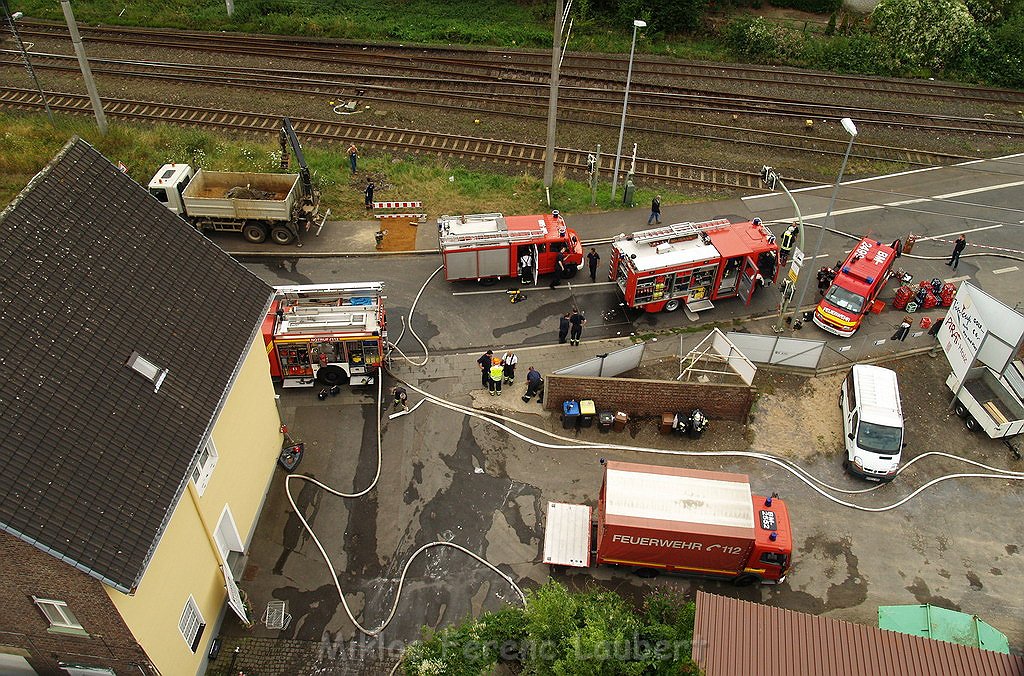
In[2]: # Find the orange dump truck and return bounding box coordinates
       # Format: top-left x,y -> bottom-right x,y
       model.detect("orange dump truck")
543,461 -> 793,585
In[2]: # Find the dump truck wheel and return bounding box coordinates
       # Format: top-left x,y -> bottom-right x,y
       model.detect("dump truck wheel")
965,416 -> 979,432
270,225 -> 296,245
953,401 -> 968,418
733,574 -> 759,587
663,299 -> 681,312
242,223 -> 268,244
316,365 -> 349,386
634,568 -> 659,579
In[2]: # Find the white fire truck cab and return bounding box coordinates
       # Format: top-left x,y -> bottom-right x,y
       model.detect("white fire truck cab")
261,283 -> 386,388
437,211 -> 583,283
609,219 -> 779,313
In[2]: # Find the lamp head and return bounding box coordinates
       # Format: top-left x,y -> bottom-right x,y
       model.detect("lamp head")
633,19 -> 647,28
12,11 -> 25,20
840,117 -> 858,137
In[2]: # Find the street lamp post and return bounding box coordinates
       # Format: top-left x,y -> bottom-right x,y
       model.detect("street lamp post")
2,4 -> 54,124
610,19 -> 645,201
792,117 -> 858,329
760,166 -> 804,332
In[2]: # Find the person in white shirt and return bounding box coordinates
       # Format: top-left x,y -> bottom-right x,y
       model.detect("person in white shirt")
501,351 -> 519,384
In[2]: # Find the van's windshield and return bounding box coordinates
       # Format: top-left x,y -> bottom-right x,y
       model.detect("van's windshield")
825,285 -> 866,314
857,422 -> 902,453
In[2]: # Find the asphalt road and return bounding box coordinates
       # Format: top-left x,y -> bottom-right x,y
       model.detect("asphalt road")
227,156 -> 1024,673
241,154 -> 1024,363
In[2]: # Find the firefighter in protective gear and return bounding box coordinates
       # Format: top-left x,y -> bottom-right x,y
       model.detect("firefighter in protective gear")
779,223 -> 798,265
488,357 -> 504,396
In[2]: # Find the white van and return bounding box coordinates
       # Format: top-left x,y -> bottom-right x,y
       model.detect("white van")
840,364 -> 905,482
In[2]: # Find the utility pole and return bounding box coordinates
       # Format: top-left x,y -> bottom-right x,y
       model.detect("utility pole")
760,166 -> 804,332
790,118 -> 858,329
2,2 -> 53,124
610,19 -> 645,201
542,0 -> 563,200
60,0 -> 107,135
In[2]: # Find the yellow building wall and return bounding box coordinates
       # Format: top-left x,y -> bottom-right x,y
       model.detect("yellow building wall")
106,334 -> 281,676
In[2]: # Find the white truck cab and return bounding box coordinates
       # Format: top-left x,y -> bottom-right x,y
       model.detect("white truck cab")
840,364 -> 905,482
147,163 -> 194,215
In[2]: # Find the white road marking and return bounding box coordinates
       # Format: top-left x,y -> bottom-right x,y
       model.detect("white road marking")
748,178 -> 1024,224
945,275 -> 971,283
993,266 -> 1019,275
913,224 -> 1005,242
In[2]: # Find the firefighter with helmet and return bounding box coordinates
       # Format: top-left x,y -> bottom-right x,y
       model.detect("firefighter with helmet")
779,222 -> 798,265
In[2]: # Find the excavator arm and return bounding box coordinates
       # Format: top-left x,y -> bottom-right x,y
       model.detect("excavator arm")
279,118 -> 314,199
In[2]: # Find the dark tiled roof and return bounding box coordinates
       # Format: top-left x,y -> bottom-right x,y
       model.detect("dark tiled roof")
0,139 -> 274,592
693,591 -> 1024,676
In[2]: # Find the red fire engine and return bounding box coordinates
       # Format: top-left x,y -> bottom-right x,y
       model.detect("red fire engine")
609,219 -> 780,313
261,283 -> 387,388
437,211 -> 584,283
813,237 -> 896,337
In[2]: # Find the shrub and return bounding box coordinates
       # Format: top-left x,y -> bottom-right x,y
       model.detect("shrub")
870,0 -> 980,72
980,14 -> 1024,86
802,32 -> 898,74
724,17 -> 807,62
399,581 -> 703,675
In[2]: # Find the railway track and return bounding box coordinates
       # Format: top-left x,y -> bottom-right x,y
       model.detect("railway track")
7,21 -> 1021,185
17,20 -> 1024,107
0,50 -> 980,168
0,86 -> 807,192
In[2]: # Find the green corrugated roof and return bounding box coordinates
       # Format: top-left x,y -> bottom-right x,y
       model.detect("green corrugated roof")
878,604 -> 1010,653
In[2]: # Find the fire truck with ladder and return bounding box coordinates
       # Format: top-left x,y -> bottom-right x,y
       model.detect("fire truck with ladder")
437,211 -> 584,283
813,237 -> 896,337
609,219 -> 780,313
261,283 -> 387,388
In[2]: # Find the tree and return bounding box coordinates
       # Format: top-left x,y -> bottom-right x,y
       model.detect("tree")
870,0 -> 979,72
400,580 -> 702,675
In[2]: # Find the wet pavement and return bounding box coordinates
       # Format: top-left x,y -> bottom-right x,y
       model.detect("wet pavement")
207,159 -> 1024,674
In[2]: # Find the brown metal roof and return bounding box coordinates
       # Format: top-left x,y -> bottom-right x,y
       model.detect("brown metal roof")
693,591 -> 1024,676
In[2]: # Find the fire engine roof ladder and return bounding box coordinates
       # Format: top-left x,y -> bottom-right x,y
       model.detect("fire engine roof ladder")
440,224 -> 548,247
631,219 -> 731,246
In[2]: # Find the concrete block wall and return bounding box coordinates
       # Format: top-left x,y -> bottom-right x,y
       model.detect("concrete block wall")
543,375 -> 754,421
0,531 -> 155,675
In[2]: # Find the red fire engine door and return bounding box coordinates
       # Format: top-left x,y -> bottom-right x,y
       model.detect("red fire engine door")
740,257 -> 761,305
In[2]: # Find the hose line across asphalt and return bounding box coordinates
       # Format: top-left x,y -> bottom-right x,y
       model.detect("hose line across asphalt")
280,263 -> 1023,645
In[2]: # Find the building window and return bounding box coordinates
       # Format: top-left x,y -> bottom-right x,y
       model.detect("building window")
32,597 -> 87,635
191,439 -> 218,495
179,596 -> 206,653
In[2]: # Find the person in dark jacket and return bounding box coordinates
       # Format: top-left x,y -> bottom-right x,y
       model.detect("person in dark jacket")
569,308 -> 586,346
364,179 -> 375,210
477,350 -> 493,388
558,313 -> 570,344
946,234 -> 967,269
522,366 -> 544,403
549,247 -> 566,289
648,195 -> 662,225
587,248 -> 601,282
